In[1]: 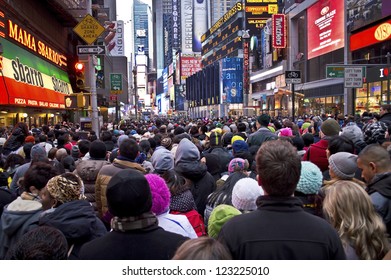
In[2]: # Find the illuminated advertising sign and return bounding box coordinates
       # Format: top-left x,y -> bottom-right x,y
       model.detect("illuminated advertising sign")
307,0 -> 345,60
0,39 -> 70,107
181,0 -> 209,54
245,0 -> 279,36
350,19 -> 391,51
180,56 -> 202,80
272,14 -> 286,48
243,39 -> 250,95
172,0 -> 180,49
222,57 -> 243,104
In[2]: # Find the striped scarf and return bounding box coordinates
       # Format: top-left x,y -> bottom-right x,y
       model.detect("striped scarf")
111,212 -> 158,232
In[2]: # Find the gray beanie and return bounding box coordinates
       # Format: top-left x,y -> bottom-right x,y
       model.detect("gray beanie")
329,152 -> 358,180
151,147 -> 174,173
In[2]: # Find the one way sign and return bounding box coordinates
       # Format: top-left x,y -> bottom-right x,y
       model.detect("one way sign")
77,45 -> 106,55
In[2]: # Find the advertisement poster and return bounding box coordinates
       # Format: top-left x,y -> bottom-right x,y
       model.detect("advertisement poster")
222,58 -> 243,104
104,20 -> 124,56
180,56 -> 202,81
175,85 -> 185,111
307,0 -> 345,60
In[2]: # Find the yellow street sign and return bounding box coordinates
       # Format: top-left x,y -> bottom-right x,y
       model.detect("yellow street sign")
73,14 -> 105,45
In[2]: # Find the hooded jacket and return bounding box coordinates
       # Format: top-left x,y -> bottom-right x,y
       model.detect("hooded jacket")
151,146 -> 174,173
0,197 -> 42,259
74,159 -> 110,215
39,200 -> 107,259
174,139 -> 216,217
366,172 -> 391,236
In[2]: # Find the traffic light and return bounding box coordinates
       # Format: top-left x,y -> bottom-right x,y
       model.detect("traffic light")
75,62 -> 85,89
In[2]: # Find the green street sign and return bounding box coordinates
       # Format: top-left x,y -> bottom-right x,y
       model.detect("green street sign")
326,65 -> 367,79
110,73 -> 123,94
326,66 -> 345,78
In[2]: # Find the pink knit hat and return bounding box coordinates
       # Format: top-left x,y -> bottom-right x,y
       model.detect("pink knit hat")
145,174 -> 171,215
279,127 -> 293,137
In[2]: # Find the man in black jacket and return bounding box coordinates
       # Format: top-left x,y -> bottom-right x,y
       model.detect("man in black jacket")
218,140 -> 346,260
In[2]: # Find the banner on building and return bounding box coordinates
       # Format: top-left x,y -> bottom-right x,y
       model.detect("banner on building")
222,58 -> 243,104
272,14 -> 286,48
104,20 -> 124,56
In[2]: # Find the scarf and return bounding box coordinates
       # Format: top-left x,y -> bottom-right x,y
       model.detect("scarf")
117,155 -> 136,162
170,190 -> 197,212
111,211 -> 158,232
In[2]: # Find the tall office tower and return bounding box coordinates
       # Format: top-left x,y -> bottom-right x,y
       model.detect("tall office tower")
152,0 -> 172,77
134,0 -> 150,58
210,0 -> 235,25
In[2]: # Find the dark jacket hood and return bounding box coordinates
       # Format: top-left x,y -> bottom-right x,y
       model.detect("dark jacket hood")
367,172 -> 391,198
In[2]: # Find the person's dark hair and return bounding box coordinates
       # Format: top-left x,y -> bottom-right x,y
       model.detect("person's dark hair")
12,122 -> 29,137
174,126 -> 185,135
71,132 -> 79,142
6,226 -> 68,260
78,140 -> 90,156
199,125 -> 208,134
119,139 -> 139,160
172,237 -> 232,260
153,134 -> 162,147
56,135 -> 67,147
256,140 -> 301,196
23,143 -> 34,160
61,155 -> 76,172
46,130 -> 55,141
173,133 -> 191,144
155,118 -> 162,128
327,135 -> 355,155
139,139 -> 151,154
237,122 -> 246,132
89,140 -> 107,159
190,126 -> 198,135
38,134 -> 47,143
148,137 -> 157,151
291,136 -> 304,151
48,147 -> 58,160
161,169 -> 190,196
41,125 -> 50,135
100,131 -> 112,142
302,133 -> 314,147
23,162 -> 60,192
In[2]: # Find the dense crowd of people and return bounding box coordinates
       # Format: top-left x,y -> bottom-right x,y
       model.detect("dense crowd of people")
0,105 -> 391,260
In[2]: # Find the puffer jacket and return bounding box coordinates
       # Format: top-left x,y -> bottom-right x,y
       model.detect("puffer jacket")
1,128 -> 26,156
95,159 -> 146,218
74,159 -> 110,215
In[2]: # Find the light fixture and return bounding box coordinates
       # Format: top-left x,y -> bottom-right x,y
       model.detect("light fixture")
22,113 -> 28,118
49,113 -> 54,118
0,110 -> 7,114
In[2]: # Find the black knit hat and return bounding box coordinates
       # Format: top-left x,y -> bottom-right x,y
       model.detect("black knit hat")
106,169 -> 152,217
210,132 -> 222,147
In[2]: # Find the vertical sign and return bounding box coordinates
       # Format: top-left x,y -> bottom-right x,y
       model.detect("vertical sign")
222,58 -> 243,104
172,0 -> 180,49
272,14 -> 286,48
243,39 -> 250,95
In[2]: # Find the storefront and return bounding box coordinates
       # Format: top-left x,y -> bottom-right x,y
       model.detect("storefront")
0,9 -> 72,127
351,17 -> 391,113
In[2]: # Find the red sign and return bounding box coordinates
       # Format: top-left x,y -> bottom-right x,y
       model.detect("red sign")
243,40 -> 250,95
350,19 -> 391,51
180,56 -> 202,81
272,14 -> 286,49
307,0 -> 345,60
109,95 -> 117,101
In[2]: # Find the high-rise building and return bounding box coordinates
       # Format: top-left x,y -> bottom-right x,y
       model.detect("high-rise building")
210,0 -> 236,25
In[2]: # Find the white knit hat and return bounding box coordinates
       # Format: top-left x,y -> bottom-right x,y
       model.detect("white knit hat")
232,178 -> 263,211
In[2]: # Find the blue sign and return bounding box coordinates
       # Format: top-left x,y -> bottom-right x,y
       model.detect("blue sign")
222,58 -> 243,104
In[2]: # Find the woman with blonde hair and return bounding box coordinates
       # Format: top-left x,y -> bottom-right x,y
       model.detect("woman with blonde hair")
323,180 -> 390,259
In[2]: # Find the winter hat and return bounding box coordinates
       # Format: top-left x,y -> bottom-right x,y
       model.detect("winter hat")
231,135 -> 245,145
341,124 -> 364,143
151,147 -> 174,173
279,127 -> 293,137
301,122 -> 311,131
320,119 -> 340,136
257,114 -> 271,126
71,145 -> 80,159
232,178 -> 263,211
117,134 -> 129,146
25,135 -> 35,143
296,162 -> 323,194
222,132 -> 233,147
363,121 -> 387,144
106,169 -> 152,217
161,137 -> 173,150
210,132 -> 222,147
175,138 -> 200,165
45,173 -> 84,204
328,152 -> 358,180
267,125 -> 276,133
203,153 -> 221,176
145,174 -> 171,215
0,138 -> 6,146
228,158 -> 248,174
232,140 -> 249,154
30,143 -> 47,161
208,204 -> 241,238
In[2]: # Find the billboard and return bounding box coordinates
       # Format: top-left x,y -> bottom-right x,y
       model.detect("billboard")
0,39 -> 70,108
180,56 -> 202,81
104,20 -> 124,56
272,14 -> 286,48
181,0 -> 209,54
350,18 -> 391,51
245,0 -> 279,36
307,0 -> 345,60
222,57 -> 243,104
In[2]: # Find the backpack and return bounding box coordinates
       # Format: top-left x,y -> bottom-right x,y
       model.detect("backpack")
170,209 -> 206,237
